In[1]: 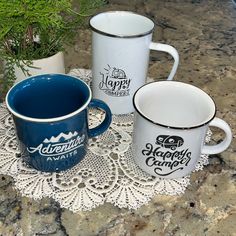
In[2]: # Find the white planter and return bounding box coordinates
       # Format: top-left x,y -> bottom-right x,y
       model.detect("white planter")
13,51 -> 65,83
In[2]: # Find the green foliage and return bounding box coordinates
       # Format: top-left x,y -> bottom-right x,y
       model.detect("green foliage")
0,0 -> 105,92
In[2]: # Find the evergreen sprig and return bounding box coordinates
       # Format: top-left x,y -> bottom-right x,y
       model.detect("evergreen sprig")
0,0 -> 105,93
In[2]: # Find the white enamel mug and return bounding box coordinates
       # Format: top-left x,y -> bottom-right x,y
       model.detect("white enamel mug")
132,81 -> 232,179
90,11 -> 179,115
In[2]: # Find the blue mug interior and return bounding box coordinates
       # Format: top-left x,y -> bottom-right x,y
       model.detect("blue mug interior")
7,74 -> 90,119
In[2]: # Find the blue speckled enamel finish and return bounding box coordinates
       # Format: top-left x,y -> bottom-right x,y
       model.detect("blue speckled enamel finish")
6,74 -> 112,172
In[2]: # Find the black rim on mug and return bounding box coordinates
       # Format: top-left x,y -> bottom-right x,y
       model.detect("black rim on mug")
89,11 -> 155,38
133,81 -> 217,130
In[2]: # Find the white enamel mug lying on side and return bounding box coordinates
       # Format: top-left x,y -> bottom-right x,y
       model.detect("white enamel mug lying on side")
132,81 -> 232,179
90,11 -> 179,115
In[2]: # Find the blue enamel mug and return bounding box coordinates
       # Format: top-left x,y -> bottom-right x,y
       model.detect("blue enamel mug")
6,74 -> 112,172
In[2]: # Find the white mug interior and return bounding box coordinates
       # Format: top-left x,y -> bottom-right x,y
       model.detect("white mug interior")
133,81 -> 216,129
90,11 -> 154,37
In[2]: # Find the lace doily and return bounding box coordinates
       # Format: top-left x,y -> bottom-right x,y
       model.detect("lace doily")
0,69 -> 211,212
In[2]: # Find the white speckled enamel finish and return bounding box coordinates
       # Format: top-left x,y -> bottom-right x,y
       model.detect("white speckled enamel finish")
133,81 -> 232,178
90,11 -> 179,114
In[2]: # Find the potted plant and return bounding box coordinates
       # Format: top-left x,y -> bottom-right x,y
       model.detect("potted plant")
0,0 -> 105,94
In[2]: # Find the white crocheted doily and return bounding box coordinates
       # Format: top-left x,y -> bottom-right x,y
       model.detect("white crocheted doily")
0,69 -> 211,212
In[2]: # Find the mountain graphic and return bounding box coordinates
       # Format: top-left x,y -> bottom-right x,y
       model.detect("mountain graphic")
43,131 -> 78,143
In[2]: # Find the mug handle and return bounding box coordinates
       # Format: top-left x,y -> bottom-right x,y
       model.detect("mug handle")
88,98 -> 112,138
149,42 -> 179,81
202,117 -> 232,154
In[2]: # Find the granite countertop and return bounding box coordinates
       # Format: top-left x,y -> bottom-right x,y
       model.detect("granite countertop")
0,0 -> 236,235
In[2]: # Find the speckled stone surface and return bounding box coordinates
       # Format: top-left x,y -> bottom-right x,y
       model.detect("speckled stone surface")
0,0 -> 236,235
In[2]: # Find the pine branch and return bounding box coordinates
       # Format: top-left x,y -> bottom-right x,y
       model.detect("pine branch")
0,0 -> 105,90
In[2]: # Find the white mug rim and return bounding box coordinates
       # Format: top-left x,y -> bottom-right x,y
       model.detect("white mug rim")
89,11 -> 155,38
133,81 -> 217,130
6,73 -> 92,123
